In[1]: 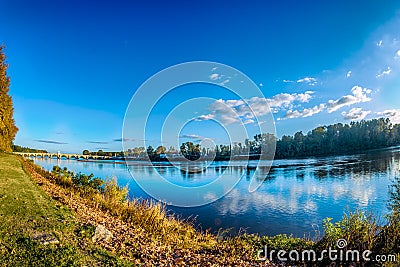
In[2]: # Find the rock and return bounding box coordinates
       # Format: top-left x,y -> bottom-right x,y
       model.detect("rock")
31,232 -> 59,245
92,224 -> 113,243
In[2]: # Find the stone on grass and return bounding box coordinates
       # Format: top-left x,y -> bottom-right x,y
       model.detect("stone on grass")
31,232 -> 59,245
92,224 -> 113,243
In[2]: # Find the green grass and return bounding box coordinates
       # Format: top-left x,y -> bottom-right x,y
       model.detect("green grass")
0,153 -> 131,266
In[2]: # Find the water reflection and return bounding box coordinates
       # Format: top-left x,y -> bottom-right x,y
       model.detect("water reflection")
33,146 -> 400,237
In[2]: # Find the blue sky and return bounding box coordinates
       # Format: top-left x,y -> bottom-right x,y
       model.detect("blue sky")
1,0 -> 400,153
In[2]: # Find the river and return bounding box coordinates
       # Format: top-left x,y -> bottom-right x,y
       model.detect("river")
33,146 -> 400,237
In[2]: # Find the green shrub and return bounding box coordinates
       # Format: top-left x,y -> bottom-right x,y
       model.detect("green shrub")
103,177 -> 128,205
320,210 -> 378,251
51,166 -> 74,187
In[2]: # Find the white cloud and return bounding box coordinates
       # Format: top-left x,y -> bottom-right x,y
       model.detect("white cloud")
219,79 -> 230,86
283,104 -> 326,119
376,67 -> 392,78
327,86 -> 372,113
297,77 -> 317,86
209,73 -> 219,80
243,119 -> 255,125
283,79 -> 294,83
341,108 -> 371,120
346,71 -> 352,78
376,109 -> 400,124
179,134 -> 204,140
395,49 -> 400,59
266,91 -> 313,108
259,83 -> 263,87
197,91 -> 315,125
195,113 -> 215,121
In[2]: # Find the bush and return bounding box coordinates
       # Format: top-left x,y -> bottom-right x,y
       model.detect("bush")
320,210 -> 378,252
72,172 -> 104,194
103,177 -> 128,205
51,166 -> 74,187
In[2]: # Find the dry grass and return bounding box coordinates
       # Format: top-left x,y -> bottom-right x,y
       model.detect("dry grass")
22,157 -> 276,266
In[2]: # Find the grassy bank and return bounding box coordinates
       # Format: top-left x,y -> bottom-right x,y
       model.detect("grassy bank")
1,152 -> 399,266
0,153 -> 130,266
0,152 -> 277,266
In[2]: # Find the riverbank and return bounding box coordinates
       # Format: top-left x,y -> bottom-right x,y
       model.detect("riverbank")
2,152 -> 399,266
0,152 -> 279,266
0,152 -> 131,265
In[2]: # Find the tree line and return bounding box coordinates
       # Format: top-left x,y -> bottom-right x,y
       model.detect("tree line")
119,118 -> 400,161
275,118 -> 400,158
12,144 -> 47,153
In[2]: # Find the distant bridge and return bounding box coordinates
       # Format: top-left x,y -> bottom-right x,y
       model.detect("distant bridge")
14,152 -> 112,160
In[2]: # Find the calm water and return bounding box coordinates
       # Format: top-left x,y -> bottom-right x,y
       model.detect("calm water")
33,147 -> 400,237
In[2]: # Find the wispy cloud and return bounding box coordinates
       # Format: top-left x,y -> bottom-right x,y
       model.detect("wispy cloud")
219,79 -> 230,86
342,107 -> 371,120
376,66 -> 392,78
346,71 -> 352,78
283,104 -> 326,119
395,49 -> 400,59
209,72 -> 230,86
376,109 -> 400,124
209,73 -> 219,80
113,138 -> 133,142
282,79 -> 294,83
296,77 -> 317,86
195,113 -> 215,121
86,141 -> 109,144
35,139 -> 68,144
179,134 -> 204,140
327,86 -> 372,113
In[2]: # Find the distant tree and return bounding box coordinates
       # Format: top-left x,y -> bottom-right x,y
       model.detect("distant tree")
180,142 -> 201,160
155,145 -> 166,155
82,149 -> 90,155
0,46 -> 18,152
146,146 -> 154,157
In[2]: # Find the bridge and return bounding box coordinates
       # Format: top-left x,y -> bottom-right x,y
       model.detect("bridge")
14,152 -> 112,160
